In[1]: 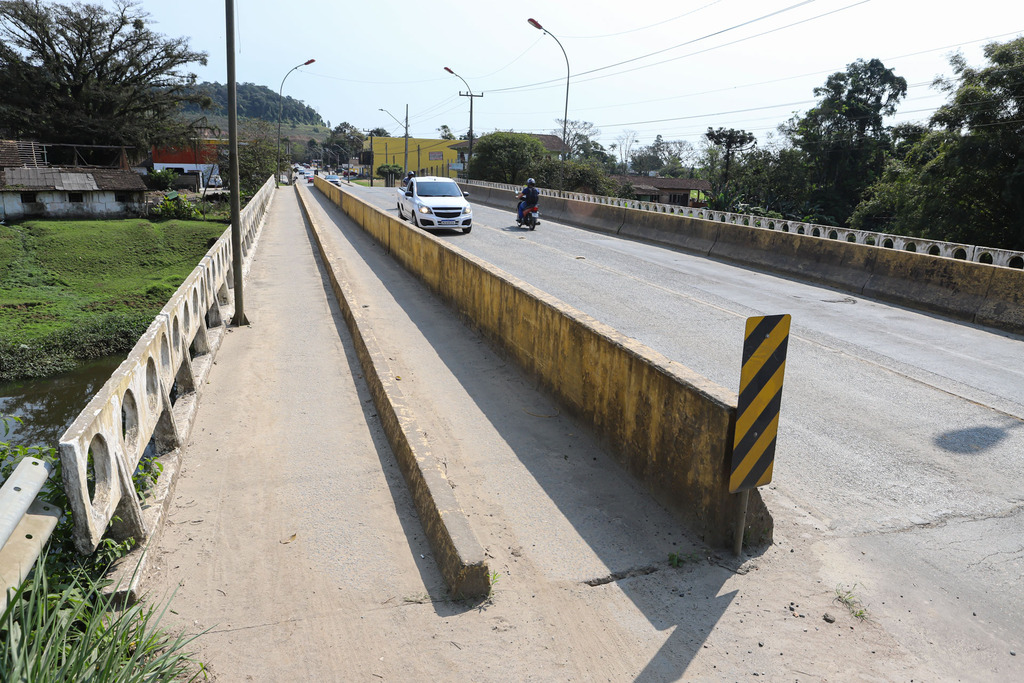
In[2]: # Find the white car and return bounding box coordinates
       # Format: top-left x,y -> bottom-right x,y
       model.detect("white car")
396,176 -> 472,234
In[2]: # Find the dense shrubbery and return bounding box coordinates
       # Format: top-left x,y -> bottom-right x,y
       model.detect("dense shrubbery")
0,312 -> 152,382
150,194 -> 200,220
146,168 -> 179,191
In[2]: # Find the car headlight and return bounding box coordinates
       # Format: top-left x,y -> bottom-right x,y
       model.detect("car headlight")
462,206 -> 472,215
418,206 -> 431,214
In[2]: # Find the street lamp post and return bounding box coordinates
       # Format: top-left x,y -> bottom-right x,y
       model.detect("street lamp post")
444,67 -> 483,181
528,18 -> 569,159
276,58 -> 315,186
379,107 -> 409,174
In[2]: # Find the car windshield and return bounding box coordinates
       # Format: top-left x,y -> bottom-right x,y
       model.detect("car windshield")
416,181 -> 462,197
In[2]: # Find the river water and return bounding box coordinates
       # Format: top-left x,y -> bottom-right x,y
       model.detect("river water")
0,356 -> 125,451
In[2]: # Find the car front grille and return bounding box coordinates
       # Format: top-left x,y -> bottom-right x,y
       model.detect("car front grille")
433,207 -> 463,218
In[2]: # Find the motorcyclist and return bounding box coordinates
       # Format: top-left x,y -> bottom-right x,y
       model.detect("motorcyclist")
401,171 -> 415,188
516,178 -> 540,224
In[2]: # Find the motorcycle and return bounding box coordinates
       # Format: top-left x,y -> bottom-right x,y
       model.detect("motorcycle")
516,198 -> 540,230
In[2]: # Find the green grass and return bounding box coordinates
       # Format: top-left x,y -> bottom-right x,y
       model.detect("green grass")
1,415 -> 207,679
0,218 -> 228,381
1,554 -> 207,682
834,584 -> 869,620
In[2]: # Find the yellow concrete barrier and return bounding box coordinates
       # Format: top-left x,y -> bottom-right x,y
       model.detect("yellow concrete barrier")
323,185 -> 772,549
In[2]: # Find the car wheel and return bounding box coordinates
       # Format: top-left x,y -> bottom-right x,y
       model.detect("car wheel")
462,225 -> 472,234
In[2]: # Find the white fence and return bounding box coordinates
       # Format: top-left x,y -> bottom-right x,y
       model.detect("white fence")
53,175 -> 275,555
465,180 -> 1024,269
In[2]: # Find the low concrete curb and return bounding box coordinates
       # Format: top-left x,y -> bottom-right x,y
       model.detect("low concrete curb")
295,187 -> 491,599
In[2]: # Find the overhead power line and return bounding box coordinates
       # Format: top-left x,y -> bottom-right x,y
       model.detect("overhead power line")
486,0 -> 828,94
559,1 -> 724,39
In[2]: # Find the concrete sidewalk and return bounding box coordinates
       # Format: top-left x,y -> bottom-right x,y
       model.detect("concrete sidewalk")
142,187 -> 441,680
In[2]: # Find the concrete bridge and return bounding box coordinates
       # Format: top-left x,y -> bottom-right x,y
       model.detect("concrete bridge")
10,176 -> 1022,679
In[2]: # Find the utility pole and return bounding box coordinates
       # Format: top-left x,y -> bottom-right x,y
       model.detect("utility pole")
403,104 -> 409,175
459,91 -> 482,181
444,67 -> 482,181
226,0 -> 247,326
362,129 -> 374,187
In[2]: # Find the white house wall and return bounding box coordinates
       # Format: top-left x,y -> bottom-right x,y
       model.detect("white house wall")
0,190 -> 143,219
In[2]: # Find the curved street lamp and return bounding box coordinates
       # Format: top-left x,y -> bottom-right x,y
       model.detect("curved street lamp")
528,18 -> 569,158
275,58 -> 315,186
444,67 -> 482,181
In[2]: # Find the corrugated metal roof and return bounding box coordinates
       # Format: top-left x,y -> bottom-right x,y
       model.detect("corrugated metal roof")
5,168 -> 98,190
612,175 -> 712,192
0,167 -> 146,191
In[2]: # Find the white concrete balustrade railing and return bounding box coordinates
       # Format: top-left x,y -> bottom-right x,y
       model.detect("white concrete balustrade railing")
465,180 -> 1024,269
56,175 -> 275,555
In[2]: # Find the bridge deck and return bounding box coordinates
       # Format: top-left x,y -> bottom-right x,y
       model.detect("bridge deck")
140,185 -> 1021,681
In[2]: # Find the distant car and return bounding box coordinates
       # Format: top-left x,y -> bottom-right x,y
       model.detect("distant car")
306,174 -> 314,184
324,174 -> 341,184
208,174 -> 222,188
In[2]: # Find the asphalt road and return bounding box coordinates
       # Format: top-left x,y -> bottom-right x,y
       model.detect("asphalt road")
352,182 -> 1024,671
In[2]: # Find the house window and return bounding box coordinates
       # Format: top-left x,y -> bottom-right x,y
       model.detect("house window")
668,193 -> 688,205
115,193 -> 130,203
69,192 -> 84,203
20,192 -> 37,204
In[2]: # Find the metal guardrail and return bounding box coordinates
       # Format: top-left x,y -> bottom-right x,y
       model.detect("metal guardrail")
0,458 -> 62,607
463,179 -> 1024,269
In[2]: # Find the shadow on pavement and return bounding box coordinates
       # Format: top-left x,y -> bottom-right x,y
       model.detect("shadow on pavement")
306,189 -> 772,677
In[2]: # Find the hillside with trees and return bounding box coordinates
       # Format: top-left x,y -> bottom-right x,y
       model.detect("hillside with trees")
180,81 -> 324,128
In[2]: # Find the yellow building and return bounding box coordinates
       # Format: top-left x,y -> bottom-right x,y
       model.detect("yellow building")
362,137 -> 461,178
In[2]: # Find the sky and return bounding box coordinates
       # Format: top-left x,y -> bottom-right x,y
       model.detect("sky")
100,0 -> 1023,154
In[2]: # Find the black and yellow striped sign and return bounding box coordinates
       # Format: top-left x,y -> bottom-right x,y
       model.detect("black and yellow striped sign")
730,314 -> 791,493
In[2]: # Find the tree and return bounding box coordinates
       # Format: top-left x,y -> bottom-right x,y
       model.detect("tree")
851,37 -> 1024,249
526,157 -> 614,195
368,127 -> 390,138
323,122 -> 364,166
468,132 -> 546,184
554,119 -> 601,160
576,138 -> 617,173
376,163 -> 403,181
437,124 -> 456,140
629,146 -> 663,176
704,128 -> 756,190
615,130 -> 639,171
783,58 -> 907,221
0,0 -> 209,150
234,119 -> 278,194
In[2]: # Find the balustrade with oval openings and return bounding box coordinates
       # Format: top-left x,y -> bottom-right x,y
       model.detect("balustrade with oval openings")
463,180 -> 1024,267
58,175 -> 276,555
